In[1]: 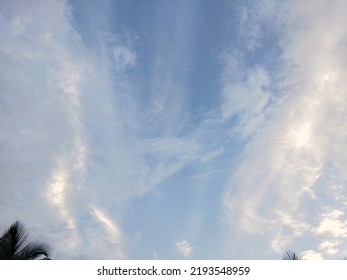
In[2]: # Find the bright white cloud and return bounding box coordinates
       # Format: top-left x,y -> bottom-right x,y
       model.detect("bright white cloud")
314,210 -> 347,238
301,250 -> 323,260
90,206 -> 122,243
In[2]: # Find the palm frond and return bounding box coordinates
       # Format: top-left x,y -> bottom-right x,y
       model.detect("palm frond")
0,221 -> 51,260
282,250 -> 302,260
9,221 -> 29,254
16,241 -> 50,260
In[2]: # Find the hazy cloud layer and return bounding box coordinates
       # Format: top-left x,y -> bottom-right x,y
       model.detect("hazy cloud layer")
2,0 -> 347,259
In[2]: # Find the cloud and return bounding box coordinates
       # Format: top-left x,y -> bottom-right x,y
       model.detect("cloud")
222,0 -> 347,259
3,0 -> 346,260
0,0 -> 221,259
220,60 -> 271,138
318,240 -> 339,255
90,206 -> 122,244
113,45 -> 136,70
0,0 -> 127,259
301,250 -> 323,260
175,239 -> 193,258
314,210 -> 347,238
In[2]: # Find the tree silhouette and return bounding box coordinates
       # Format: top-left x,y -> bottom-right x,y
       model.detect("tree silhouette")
282,250 -> 303,260
0,221 -> 50,260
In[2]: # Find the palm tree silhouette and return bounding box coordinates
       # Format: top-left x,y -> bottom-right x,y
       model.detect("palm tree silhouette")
282,250 -> 303,260
0,221 -> 50,260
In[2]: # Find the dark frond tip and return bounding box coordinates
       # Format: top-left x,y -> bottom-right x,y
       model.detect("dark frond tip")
282,250 -> 302,260
0,220 -> 28,259
16,241 -> 50,260
9,221 -> 29,252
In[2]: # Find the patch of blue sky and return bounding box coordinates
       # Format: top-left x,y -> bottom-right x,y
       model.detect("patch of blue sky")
68,0 -> 110,50
89,1 -> 225,134
186,1 -> 229,113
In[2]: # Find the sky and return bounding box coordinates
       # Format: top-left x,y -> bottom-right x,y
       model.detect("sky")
1,0 -> 347,260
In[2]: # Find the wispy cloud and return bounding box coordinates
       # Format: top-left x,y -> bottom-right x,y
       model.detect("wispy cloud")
222,0 -> 347,259
113,46 -> 136,69
220,60 -> 271,138
0,0 -> 222,259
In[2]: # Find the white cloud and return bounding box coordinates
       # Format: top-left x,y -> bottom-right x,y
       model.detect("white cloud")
175,239 -> 193,258
221,63 -> 271,138
318,240 -> 339,255
90,206 -> 122,244
222,0 -> 347,259
200,148 -> 224,163
0,0 -> 126,259
314,210 -> 347,239
301,250 -> 323,260
3,0 -> 347,260
0,0 -> 219,260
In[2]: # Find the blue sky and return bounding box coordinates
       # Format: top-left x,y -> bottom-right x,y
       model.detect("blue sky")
1,0 -> 347,259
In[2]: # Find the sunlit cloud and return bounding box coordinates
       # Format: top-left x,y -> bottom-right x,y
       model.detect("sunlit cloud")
301,250 -> 323,260
90,206 -> 122,245
314,210 -> 347,238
